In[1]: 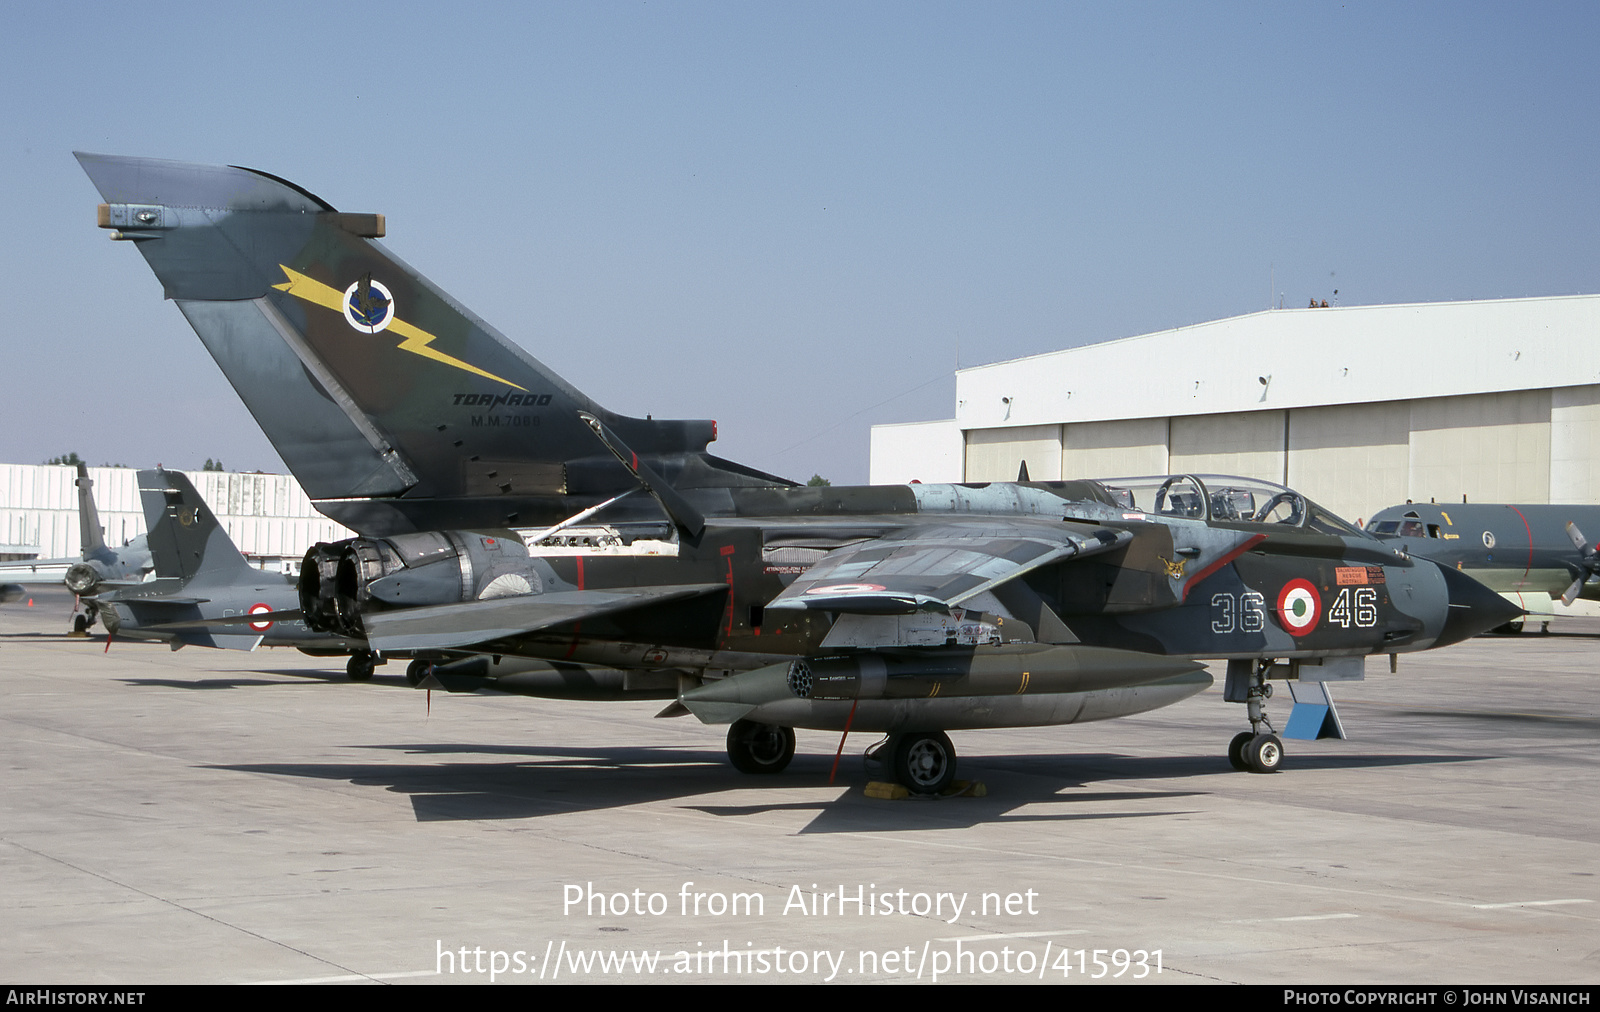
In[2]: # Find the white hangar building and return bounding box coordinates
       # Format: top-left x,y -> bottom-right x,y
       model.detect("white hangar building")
870,294 -> 1600,525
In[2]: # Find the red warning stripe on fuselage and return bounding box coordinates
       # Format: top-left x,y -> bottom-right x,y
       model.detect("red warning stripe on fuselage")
1179,535 -> 1268,602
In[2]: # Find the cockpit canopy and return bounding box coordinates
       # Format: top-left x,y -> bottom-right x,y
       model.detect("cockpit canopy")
1088,474 -> 1365,536
1366,510 -> 1435,539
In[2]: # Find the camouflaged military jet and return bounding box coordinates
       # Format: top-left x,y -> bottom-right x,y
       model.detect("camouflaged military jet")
77,153 -> 1518,792
94,468 -> 368,666
1367,501 -> 1600,632
0,463 -> 153,631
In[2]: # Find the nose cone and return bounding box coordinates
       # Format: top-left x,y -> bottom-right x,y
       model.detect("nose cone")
1434,563 -> 1525,647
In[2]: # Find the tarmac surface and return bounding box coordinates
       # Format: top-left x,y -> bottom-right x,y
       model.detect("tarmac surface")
2,586 -> 1596,985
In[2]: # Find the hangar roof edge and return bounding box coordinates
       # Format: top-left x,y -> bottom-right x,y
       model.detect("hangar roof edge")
954,293 -> 1600,430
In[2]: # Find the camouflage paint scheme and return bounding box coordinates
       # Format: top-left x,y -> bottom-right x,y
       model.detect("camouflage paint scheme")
79,154 -> 1519,790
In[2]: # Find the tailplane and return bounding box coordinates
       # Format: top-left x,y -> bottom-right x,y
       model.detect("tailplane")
78,154 -> 790,535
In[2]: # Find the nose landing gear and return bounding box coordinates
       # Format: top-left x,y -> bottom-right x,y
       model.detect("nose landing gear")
1225,659 -> 1285,774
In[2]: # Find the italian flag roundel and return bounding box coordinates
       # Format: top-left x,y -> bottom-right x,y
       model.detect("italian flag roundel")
247,602 -> 273,632
1277,579 -> 1321,636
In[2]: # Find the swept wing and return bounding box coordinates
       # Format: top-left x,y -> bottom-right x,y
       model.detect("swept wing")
765,519 -> 1131,614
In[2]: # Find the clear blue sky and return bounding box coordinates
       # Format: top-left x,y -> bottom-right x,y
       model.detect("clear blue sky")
4,1 -> 1595,484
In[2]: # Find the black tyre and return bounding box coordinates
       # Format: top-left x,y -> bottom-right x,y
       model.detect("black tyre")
347,652 -> 375,681
1245,733 -> 1284,774
892,731 -> 957,794
72,614 -> 88,634
726,720 -> 795,775
1227,731 -> 1254,772
405,658 -> 433,687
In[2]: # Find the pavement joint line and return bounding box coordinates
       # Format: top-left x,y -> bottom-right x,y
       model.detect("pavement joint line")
3,837 -> 371,981
1470,899 -> 1593,909
1224,913 -> 1362,924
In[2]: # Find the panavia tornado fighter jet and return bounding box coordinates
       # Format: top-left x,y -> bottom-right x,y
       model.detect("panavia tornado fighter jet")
1367,502 -> 1600,632
94,468 -> 368,667
77,154 -> 1518,792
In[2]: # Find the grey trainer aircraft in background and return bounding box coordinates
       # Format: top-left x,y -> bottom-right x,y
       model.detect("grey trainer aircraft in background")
0,463 -> 153,631
95,468 -> 370,667
78,153 -> 1519,792
1367,502 -> 1600,632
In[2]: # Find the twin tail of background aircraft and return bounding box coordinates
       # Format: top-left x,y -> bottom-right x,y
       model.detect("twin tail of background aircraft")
77,153 -> 1519,793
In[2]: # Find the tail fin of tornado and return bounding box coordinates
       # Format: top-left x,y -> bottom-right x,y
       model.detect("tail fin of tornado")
77,154 -> 789,536
75,463 -> 108,559
137,469 -> 256,585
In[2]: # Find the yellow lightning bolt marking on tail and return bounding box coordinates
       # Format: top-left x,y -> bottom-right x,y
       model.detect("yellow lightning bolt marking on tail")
272,265 -> 526,390
272,265 -> 345,311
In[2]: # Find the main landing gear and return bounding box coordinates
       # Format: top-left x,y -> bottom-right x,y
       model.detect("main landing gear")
71,601 -> 99,635
888,731 -> 958,795
722,722 -> 961,794
863,731 -> 960,795
405,658 -> 434,687
726,723 -> 960,794
1224,659 -> 1285,774
346,651 -> 382,681
726,719 -> 796,775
